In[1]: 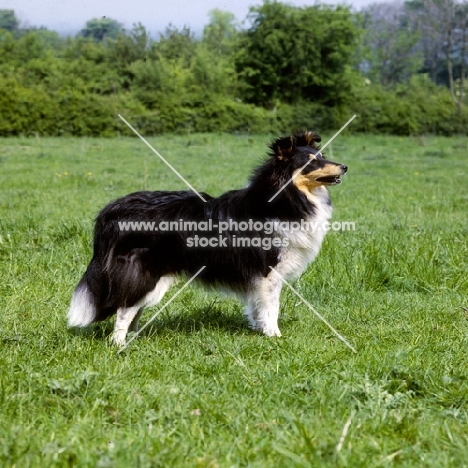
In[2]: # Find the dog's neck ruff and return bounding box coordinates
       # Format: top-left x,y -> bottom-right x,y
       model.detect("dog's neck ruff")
275,186 -> 333,280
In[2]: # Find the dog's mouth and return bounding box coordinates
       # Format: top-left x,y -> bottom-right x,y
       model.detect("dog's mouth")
316,175 -> 342,185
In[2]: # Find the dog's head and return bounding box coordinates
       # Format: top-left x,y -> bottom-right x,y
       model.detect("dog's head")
269,131 -> 348,190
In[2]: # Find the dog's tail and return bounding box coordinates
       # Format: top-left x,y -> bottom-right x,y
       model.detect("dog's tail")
68,250 -> 117,327
68,210 -> 121,328
68,275 -> 98,327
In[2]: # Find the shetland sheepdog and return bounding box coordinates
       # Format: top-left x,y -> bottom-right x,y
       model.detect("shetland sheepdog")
68,132 -> 347,345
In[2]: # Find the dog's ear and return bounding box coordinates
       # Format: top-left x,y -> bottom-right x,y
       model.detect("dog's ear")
295,131 -> 321,148
269,135 -> 295,160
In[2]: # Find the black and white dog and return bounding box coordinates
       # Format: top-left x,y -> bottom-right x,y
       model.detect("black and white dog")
68,132 -> 347,345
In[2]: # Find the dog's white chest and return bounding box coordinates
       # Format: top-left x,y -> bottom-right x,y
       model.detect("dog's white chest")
275,187 -> 333,279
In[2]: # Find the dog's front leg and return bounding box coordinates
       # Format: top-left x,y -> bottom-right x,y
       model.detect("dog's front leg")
113,306 -> 142,346
246,274 -> 282,337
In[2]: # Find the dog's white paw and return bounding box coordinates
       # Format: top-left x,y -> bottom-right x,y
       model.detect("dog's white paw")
250,322 -> 282,337
112,330 -> 127,347
262,326 -> 282,337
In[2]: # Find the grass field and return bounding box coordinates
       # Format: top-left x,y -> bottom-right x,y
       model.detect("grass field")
1,132 -> 467,467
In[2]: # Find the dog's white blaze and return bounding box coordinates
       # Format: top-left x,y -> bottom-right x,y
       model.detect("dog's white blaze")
68,285 -> 96,327
276,186 -> 333,279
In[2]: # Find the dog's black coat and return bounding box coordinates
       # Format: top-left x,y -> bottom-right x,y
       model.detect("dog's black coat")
69,131 -> 347,340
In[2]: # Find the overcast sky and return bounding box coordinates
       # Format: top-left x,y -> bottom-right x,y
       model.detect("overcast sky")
2,0 -> 376,36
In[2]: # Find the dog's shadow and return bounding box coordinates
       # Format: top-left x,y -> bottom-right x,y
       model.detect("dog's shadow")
75,300 -> 251,342
142,302 -> 249,337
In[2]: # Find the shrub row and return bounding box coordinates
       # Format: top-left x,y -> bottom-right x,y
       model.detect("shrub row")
1,75 -> 467,137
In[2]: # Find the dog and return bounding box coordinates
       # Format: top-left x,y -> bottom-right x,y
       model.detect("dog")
68,131 -> 347,345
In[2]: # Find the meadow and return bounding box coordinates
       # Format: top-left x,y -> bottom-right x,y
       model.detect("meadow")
0,132 -> 467,467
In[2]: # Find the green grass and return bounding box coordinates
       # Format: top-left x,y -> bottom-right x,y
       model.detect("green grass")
0,133 -> 467,467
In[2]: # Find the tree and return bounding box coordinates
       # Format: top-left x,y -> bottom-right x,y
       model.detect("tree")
79,17 -> 123,42
458,3 -> 468,106
361,2 -> 424,86
194,10 -> 239,99
31,28 -> 62,50
107,23 -> 149,88
406,0 -> 445,82
203,9 -> 238,56
0,9 -> 19,31
406,0 -> 468,111
153,24 -> 196,67
138,24 -> 197,108
442,0 -> 468,110
236,2 -> 360,108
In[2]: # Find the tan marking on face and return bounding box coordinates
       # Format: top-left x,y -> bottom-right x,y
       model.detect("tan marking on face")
292,163 -> 344,192
293,172 -> 320,196
308,153 -> 317,161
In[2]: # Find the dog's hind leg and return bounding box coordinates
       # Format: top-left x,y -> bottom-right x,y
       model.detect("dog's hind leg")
246,273 -> 283,337
112,276 -> 175,346
129,307 -> 145,333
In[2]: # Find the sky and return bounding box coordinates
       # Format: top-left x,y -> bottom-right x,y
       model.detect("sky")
1,0 -> 376,36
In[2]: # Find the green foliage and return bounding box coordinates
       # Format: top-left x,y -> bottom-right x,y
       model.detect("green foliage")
405,0 -> 468,89
0,5 -> 466,136
236,2 -> 361,107
0,9 -> 19,31
361,3 -> 424,87
108,24 -> 149,87
154,25 -> 197,66
352,75 -> 468,135
28,28 -> 63,50
190,45 -> 238,100
202,9 -> 239,56
79,17 -> 123,42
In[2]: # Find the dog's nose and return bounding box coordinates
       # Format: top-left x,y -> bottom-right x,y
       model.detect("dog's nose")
341,164 -> 348,173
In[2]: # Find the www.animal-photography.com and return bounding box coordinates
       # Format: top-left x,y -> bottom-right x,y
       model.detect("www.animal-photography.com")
1,0 -> 467,466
